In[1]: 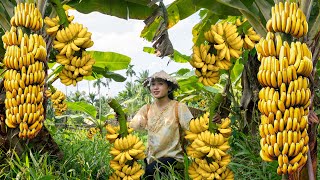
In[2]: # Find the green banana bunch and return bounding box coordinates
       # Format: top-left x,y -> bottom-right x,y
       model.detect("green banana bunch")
257,3 -> 311,175
2,3 -> 46,139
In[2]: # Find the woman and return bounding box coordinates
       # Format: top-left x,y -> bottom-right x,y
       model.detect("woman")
130,70 -> 193,179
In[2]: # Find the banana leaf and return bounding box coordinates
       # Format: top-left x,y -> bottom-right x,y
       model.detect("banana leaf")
66,101 -> 97,118
192,10 -> 219,46
67,0 -> 157,20
87,51 -> 131,71
0,2 -> 11,30
90,67 -> 126,82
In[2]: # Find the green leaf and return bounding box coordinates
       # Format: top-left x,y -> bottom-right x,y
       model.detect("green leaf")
230,58 -> 244,83
192,10 -> 219,46
192,0 -> 241,16
67,0 -> 156,20
254,0 -> 273,22
217,0 -> 267,36
309,12 -> 320,41
176,68 -> 191,75
87,51 -> 131,71
66,101 -> 97,118
177,76 -> 203,91
140,15 -> 164,41
90,67 -> 126,82
0,3 -> 11,30
171,50 -> 190,63
167,0 -> 200,28
143,47 -> 156,54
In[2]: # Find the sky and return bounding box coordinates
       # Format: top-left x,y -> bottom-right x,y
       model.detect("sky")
52,1 -> 200,97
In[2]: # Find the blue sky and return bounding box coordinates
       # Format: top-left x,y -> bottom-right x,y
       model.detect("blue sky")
53,1 -> 200,97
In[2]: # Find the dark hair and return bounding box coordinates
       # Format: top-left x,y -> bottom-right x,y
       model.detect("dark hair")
167,81 -> 175,100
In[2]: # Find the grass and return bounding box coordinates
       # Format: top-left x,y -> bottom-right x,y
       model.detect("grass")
0,126 -> 318,179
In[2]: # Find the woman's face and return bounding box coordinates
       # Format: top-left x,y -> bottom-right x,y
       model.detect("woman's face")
150,79 -> 171,99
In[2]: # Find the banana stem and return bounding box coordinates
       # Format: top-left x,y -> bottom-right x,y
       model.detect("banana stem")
47,75 -> 59,87
48,84 -> 56,93
49,0 -> 69,27
108,98 -> 128,137
307,149 -> 315,180
282,174 -> 288,180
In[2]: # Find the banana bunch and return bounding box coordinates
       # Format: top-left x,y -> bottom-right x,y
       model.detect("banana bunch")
108,134 -> 145,179
44,10 -> 75,36
198,99 -> 207,109
87,127 -> 100,140
52,23 -> 93,58
257,6 -> 311,175
188,158 -> 234,180
10,3 -> 43,31
266,2 -> 308,38
185,112 -> 210,140
105,123 -> 134,143
2,2 -> 46,139
235,18 -> 261,50
2,27 -> 47,61
45,89 -> 68,116
189,44 -> 221,86
109,161 -> 145,180
56,52 -> 95,86
185,115 -> 234,179
205,22 -> 243,61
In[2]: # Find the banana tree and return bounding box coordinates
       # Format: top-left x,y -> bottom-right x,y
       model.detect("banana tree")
0,0 -> 136,157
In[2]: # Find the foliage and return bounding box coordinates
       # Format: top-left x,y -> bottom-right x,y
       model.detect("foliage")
229,131 -> 280,180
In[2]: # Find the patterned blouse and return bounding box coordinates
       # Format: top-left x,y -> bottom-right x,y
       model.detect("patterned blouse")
129,100 -> 193,164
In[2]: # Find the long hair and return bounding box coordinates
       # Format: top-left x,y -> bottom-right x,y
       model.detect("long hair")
167,81 -> 175,100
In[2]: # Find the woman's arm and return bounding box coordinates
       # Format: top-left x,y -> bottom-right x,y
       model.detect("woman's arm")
178,103 -> 193,130
129,104 -> 149,131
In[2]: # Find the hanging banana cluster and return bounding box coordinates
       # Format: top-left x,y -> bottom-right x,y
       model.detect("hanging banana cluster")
198,99 -> 207,109
184,112 -> 234,180
256,2 -> 311,175
56,52 -> 95,86
45,89 -> 68,116
266,2 -> 308,38
87,127 -> 100,140
1,3 -> 46,139
44,9 -> 74,36
10,3 -> 43,31
189,44 -> 220,86
107,132 -> 146,180
190,20 -> 260,86
105,123 -> 134,143
235,18 -> 261,50
44,11 -> 95,86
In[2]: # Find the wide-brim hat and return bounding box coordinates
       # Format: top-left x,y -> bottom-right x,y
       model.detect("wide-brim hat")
143,70 -> 179,91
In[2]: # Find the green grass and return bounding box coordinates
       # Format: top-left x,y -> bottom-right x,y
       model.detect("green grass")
0,127 -> 318,179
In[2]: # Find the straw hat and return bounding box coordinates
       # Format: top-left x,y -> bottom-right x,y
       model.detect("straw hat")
143,70 -> 179,90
